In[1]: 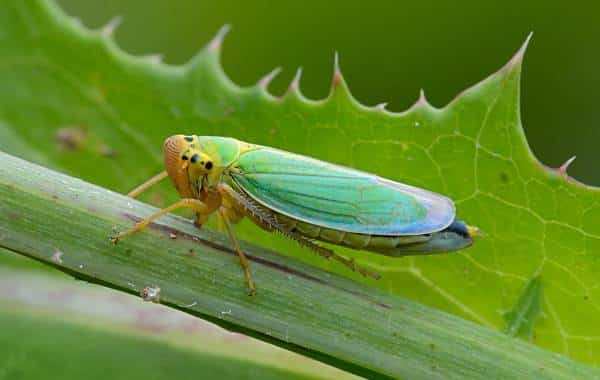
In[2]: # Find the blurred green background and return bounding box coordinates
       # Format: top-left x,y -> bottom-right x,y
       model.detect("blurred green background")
56,0 -> 600,185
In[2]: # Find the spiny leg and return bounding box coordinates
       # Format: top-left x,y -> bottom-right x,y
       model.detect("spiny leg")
127,171 -> 168,198
294,235 -> 381,280
111,198 -> 211,244
218,182 -> 380,279
218,209 -> 256,296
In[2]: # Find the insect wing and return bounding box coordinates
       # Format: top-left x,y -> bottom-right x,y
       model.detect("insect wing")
231,148 -> 455,236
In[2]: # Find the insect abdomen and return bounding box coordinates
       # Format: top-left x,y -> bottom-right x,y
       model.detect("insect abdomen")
277,215 -> 430,252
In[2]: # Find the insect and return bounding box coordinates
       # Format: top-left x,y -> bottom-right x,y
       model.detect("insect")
112,135 -> 477,295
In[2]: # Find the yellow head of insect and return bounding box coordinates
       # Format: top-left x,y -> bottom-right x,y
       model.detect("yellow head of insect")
163,134 -> 218,197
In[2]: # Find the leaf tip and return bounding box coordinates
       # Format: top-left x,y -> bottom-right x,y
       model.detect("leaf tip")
417,88 -> 431,108
331,51 -> 344,88
100,15 -> 123,38
287,66 -> 303,93
375,102 -> 388,111
186,24 -> 233,78
208,24 -> 232,53
141,54 -> 163,64
258,67 -> 282,91
508,32 -> 533,68
70,16 -> 83,28
408,89 -> 433,111
557,155 -> 576,176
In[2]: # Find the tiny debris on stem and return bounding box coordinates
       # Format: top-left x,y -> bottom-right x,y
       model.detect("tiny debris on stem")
219,309 -> 232,318
180,301 -> 197,308
140,286 -> 161,303
169,232 -> 177,239
51,250 -> 64,264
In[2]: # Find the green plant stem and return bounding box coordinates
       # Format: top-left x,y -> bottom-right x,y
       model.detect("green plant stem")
0,151 -> 598,380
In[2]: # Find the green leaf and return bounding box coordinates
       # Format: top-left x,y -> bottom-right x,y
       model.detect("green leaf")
2,151 -> 599,379
0,0 -> 599,369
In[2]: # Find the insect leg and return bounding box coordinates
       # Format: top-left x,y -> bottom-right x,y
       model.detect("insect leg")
217,183 -> 380,279
111,198 -> 212,244
127,171 -> 168,198
218,209 -> 256,296
289,234 -> 381,280
217,183 -> 277,228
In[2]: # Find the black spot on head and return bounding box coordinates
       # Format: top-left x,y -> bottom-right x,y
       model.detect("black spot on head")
205,161 -> 213,170
184,136 -> 194,142
190,154 -> 199,164
182,155 -> 188,161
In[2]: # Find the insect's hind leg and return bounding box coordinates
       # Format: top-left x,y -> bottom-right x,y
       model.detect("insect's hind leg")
290,234 -> 381,280
217,182 -> 380,280
218,209 -> 256,296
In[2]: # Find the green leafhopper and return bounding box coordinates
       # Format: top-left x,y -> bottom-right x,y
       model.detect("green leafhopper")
112,135 -> 477,295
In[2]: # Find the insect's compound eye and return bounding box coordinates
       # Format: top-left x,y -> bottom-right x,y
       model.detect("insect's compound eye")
190,154 -> 199,164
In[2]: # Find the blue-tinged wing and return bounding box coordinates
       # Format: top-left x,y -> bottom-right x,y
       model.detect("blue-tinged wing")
230,147 -> 455,236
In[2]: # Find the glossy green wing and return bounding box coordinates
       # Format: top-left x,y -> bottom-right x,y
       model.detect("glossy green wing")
230,147 -> 455,236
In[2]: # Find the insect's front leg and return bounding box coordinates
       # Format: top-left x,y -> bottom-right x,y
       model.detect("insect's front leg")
219,193 -> 245,224
111,198 -> 218,244
218,209 -> 256,296
215,183 -> 259,295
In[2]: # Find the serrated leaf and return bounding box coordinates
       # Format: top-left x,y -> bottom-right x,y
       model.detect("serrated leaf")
0,0 -> 598,367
